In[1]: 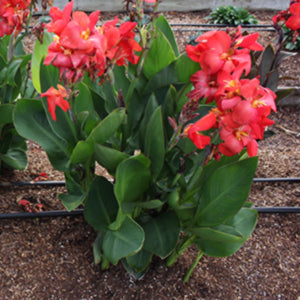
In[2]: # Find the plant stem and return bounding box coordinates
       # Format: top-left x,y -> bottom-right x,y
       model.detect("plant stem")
166,235 -> 195,267
183,250 -> 204,282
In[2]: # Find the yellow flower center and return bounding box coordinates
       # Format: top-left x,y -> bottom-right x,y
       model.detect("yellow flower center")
81,28 -> 90,40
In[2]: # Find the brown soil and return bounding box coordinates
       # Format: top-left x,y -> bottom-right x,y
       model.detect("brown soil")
1,10 -> 299,299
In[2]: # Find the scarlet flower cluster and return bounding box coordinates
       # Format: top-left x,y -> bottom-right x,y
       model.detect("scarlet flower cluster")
273,1 -> 300,32
44,1 -> 141,83
185,28 -> 277,157
0,0 -> 31,37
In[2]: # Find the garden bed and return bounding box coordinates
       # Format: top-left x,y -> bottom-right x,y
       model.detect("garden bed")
0,10 -> 299,299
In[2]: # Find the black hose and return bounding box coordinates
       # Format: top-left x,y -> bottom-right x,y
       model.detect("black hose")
1,177 -> 299,187
0,206 -> 299,220
0,209 -> 84,219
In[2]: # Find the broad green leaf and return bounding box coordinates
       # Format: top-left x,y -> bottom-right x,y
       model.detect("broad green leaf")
195,208 -> 257,257
74,82 -> 95,114
144,53 -> 200,94
195,157 -> 258,227
94,143 -> 129,175
189,225 -> 244,243
143,28 -> 176,79
114,154 -> 151,204
58,193 -> 86,211
121,199 -> 164,213
41,97 -> 78,147
13,98 -> 70,171
70,140 -> 94,164
167,189 -> 196,222
144,106 -> 165,180
175,53 -> 201,83
138,94 -> 159,141
0,148 -> 27,170
6,59 -> 23,86
155,15 -> 179,57
39,62 -> 60,93
84,176 -> 119,231
125,78 -> 148,135
142,211 -> 180,258
31,31 -> 54,93
86,108 -> 126,144
113,65 -> 131,97
103,216 -> 145,265
125,248 -> 152,274
0,104 -> 13,132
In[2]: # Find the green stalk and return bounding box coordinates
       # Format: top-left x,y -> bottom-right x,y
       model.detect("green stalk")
183,250 -> 204,282
166,235 -> 195,267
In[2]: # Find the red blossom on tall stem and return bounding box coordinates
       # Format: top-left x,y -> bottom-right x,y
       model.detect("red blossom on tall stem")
286,3 -> 300,30
184,28 -> 277,158
44,1 -> 141,84
41,84 -> 70,121
0,0 -> 31,37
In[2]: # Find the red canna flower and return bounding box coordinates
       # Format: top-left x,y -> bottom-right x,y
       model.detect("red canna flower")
44,2 -> 141,83
0,0 -> 31,37
41,84 -> 70,121
185,112 -> 217,149
187,71 -> 218,103
286,3 -> 300,30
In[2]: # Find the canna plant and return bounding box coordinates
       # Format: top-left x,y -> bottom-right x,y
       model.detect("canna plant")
0,0 -> 36,170
13,0 -> 281,281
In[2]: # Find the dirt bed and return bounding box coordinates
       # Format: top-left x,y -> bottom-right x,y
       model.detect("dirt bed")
0,10 -> 299,299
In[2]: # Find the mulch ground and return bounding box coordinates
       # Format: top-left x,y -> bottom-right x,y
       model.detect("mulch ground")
0,9 -> 299,299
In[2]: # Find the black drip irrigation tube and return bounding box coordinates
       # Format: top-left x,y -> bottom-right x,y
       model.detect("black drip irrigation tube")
0,207 -> 299,220
1,177 -> 299,187
0,177 -> 299,219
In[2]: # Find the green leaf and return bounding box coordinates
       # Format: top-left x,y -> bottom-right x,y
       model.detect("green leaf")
74,82 -> 95,114
121,199 -> 164,213
143,28 -> 176,79
189,225 -> 244,243
41,97 -> 78,147
0,104 -> 13,132
144,53 -> 200,94
58,193 -> 86,212
39,62 -> 60,93
195,208 -> 257,257
144,106 -> 165,180
114,154 -> 151,205
31,31 -> 54,93
142,211 -> 180,258
70,140 -> 94,164
84,176 -> 119,231
155,15 -> 179,57
86,108 -> 126,144
94,143 -> 129,175
13,98 -> 70,171
125,248 -> 152,274
195,157 -> 258,227
0,147 -> 27,170
6,59 -> 23,86
103,216 -> 145,265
